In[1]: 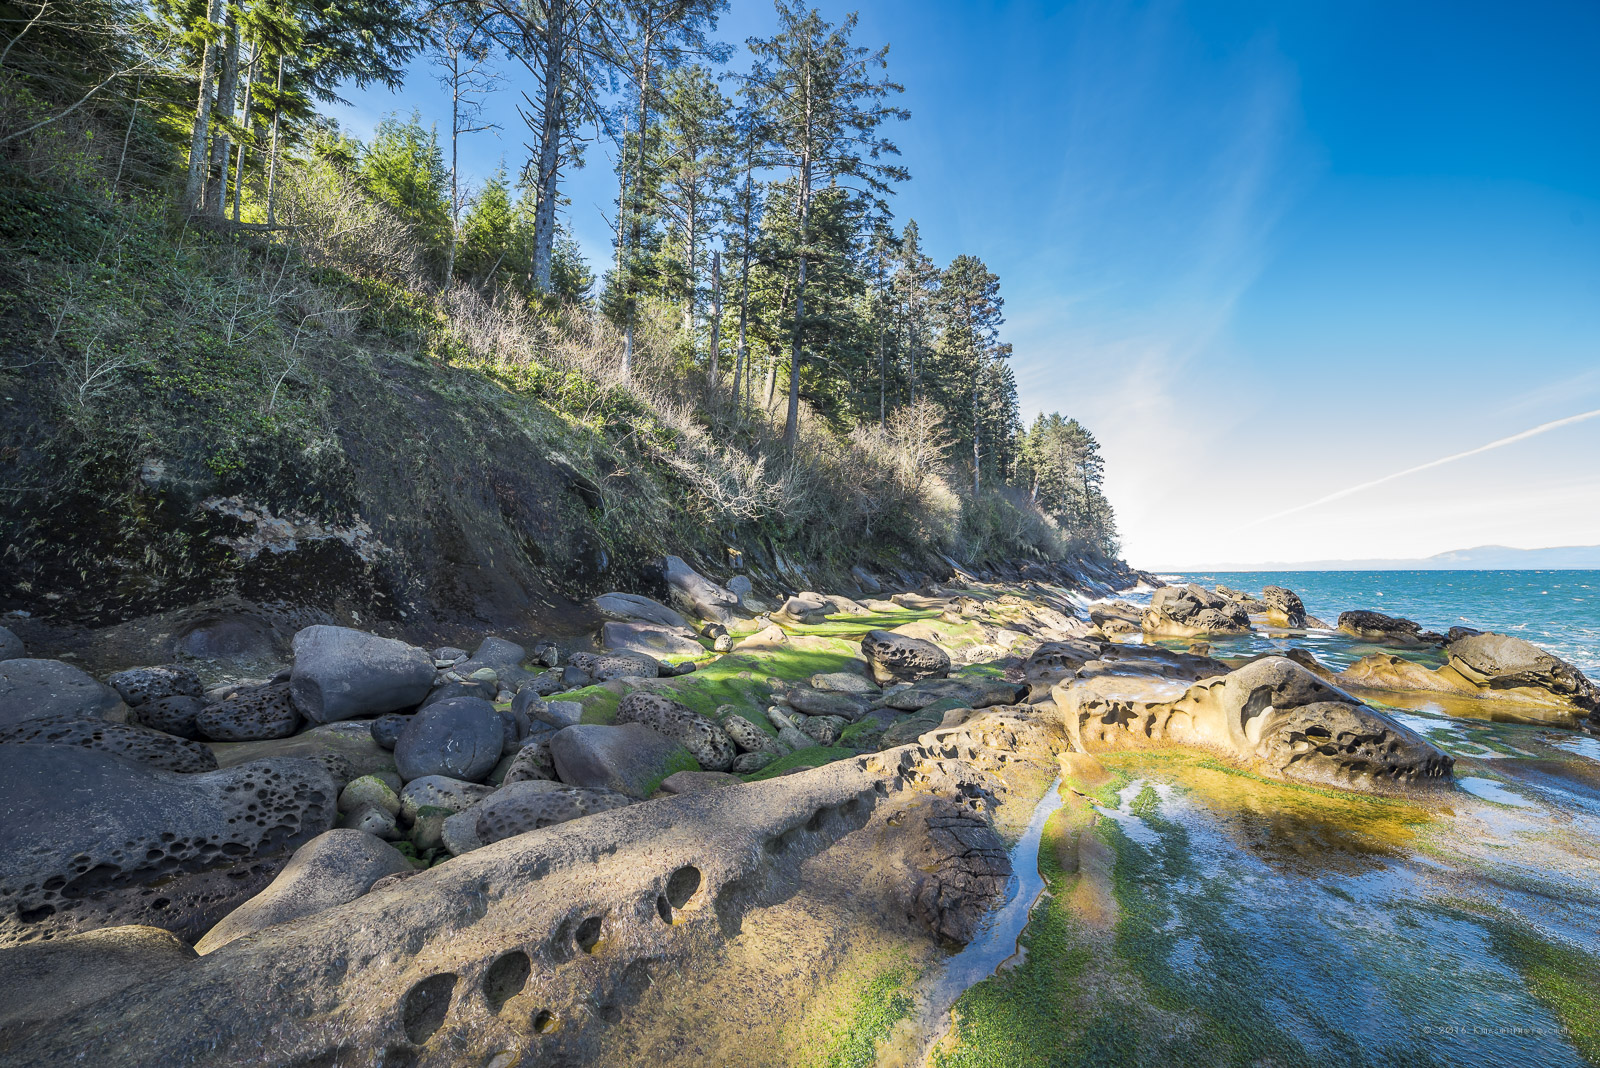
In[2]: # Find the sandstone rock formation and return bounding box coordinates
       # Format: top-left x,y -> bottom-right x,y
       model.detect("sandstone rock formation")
861,629 -> 952,684
1141,585 -> 1250,638
1337,610 -> 1442,645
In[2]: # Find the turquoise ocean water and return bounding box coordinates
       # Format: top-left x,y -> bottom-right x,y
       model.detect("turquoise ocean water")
1157,570 -> 1600,674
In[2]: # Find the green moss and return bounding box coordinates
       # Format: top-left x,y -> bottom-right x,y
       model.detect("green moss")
1457,909 -> 1600,1063
807,960 -> 919,1068
568,686 -> 624,724
779,609 -> 938,638
640,747 -> 702,796
743,746 -> 856,781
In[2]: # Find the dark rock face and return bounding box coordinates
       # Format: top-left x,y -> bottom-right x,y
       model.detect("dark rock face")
473,780 -> 634,845
908,799 -> 1012,944
0,626 -> 22,661
860,630 -> 951,685
614,692 -> 735,771
369,713 -> 409,750
548,722 -> 691,798
130,695 -> 208,739
195,683 -> 302,741
393,697 -> 504,783
0,746 -> 336,946
1447,632 -> 1600,712
662,555 -> 739,624
0,716 -> 218,772
288,626 -> 435,724
0,659 -> 124,727
107,666 -> 204,708
1261,586 -> 1307,628
194,829 -> 411,954
1338,610 -> 1440,644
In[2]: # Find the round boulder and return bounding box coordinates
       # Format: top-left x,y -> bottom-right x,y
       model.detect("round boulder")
474,780 -> 633,845
195,683 -> 302,742
393,697 -> 505,783
860,630 -> 951,685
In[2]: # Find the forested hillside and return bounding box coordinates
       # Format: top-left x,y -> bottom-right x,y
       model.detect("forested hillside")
0,0 -> 1119,638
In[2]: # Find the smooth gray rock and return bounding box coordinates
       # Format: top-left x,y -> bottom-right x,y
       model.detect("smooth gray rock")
1446,632 -> 1599,711
786,686 -> 872,720
662,554 -> 739,624
195,683 -> 302,742
731,751 -> 774,773
615,692 -> 736,771
337,775 -> 401,817
0,925 -> 197,1034
419,679 -> 496,709
513,688 -> 581,730
473,780 -> 633,844
0,746 -> 336,945
440,807 -> 484,856
337,802 -> 401,840
595,592 -> 693,631
107,666 -> 203,708
548,722 -> 691,798
601,620 -> 705,659
881,677 -> 1025,712
810,671 -> 880,695
0,714 -> 219,772
0,626 -> 22,662
399,775 -> 494,820
0,659 -> 124,727
661,771 -> 742,794
393,697 -> 504,783
194,830 -> 411,954
496,701 -> 531,752
455,637 -> 533,690
289,626 -> 434,724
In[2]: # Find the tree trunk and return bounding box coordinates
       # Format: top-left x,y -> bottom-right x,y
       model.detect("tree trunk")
682,180 -> 697,333
204,12 -> 239,218
878,323 -> 886,429
972,376 -> 981,496
181,0 -> 226,215
231,50 -> 257,223
705,250 -> 721,400
622,309 -> 634,378
265,55 -> 284,226
531,0 -> 565,292
113,76 -> 142,197
445,47 -> 460,286
783,119 -> 811,449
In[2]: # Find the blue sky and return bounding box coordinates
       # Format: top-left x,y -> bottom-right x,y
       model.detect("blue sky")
331,0 -> 1600,569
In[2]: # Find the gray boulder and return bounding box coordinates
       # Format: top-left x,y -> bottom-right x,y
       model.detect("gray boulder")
614,692 -> 736,771
860,630 -> 951,685
399,775 -> 494,820
194,830 -> 411,954
810,671 -> 880,695
660,771 -> 742,794
130,695 -> 208,739
195,683 -> 302,742
0,714 -> 218,772
594,592 -> 693,632
0,658 -> 124,727
601,621 -> 705,659
786,686 -> 872,720
663,554 -> 739,624
107,666 -> 203,708
799,715 -> 847,746
455,637 -> 534,691
881,677 -> 1024,712
722,714 -> 779,754
496,701 -> 532,752
776,592 -> 831,624
1142,586 -> 1250,638
548,722 -> 692,798
473,780 -> 634,845
369,713 -> 409,750
0,746 -> 336,945
393,697 -> 504,783
289,626 -> 435,724
337,775 -> 402,818
731,751 -> 774,773
513,689 -> 581,730
1337,610 -> 1439,645
0,625 -> 22,662
419,679 -> 496,709
500,740 -> 557,784
566,651 -> 661,683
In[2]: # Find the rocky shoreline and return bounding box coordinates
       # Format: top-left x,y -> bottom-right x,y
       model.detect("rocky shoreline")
0,561 -> 1596,1066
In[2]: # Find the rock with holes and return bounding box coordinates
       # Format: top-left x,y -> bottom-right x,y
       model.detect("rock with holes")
0,714 -> 218,772
566,651 -> 662,683
549,722 -> 694,798
210,722 -> 396,784
722,714 -> 779,754
1445,632 -> 1600,713
474,780 -> 634,844
0,746 -> 335,945
1261,585 -> 1307,628
399,775 -> 495,820
500,740 -> 557,784
663,554 -> 740,624
107,666 -> 204,708
369,712 -> 409,750
731,751 -> 774,773
1337,610 -> 1440,645
194,830 -> 411,954
195,682 -> 302,741
1054,656 -> 1454,792
288,626 -> 435,724
1141,586 -> 1250,638
881,677 -> 1025,712
810,671 -> 880,695
129,695 -> 208,739
0,626 -> 22,662
614,692 -> 735,771
799,715 -> 847,746
0,658 -> 125,727
393,697 -> 505,784
860,630 -> 951,685
786,687 -> 872,721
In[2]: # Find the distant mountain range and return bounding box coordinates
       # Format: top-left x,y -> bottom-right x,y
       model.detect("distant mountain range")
1160,544 -> 1600,572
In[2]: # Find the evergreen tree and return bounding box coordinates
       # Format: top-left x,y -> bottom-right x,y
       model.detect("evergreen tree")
361,111 -> 450,262
930,253 -> 1007,494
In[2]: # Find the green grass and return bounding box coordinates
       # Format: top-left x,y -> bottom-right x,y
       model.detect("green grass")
742,746 -> 857,782
778,609 -> 938,638
807,961 -> 920,1068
